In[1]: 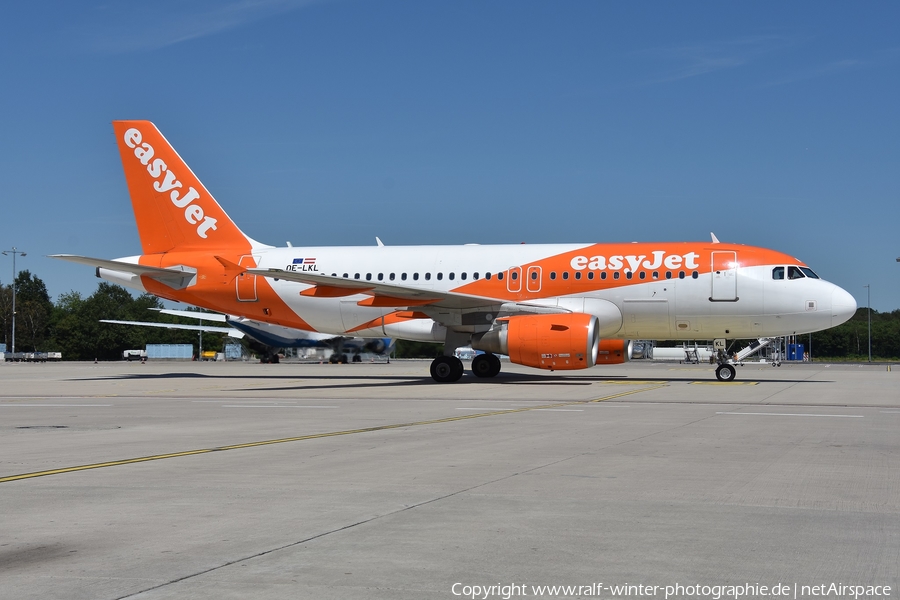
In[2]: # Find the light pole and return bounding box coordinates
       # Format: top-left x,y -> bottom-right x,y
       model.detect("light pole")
2,247 -> 26,354
863,284 -> 871,362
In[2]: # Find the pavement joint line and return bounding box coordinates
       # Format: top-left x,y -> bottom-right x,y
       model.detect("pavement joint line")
716,412 -> 864,418
0,385 -> 665,484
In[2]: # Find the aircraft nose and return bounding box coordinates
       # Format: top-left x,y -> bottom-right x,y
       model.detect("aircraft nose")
831,286 -> 857,326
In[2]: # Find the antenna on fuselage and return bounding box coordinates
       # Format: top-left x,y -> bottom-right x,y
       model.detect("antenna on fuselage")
710,232 -> 720,244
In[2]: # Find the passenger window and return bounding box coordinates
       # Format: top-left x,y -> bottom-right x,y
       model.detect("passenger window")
626,272 -> 633,280
588,272 -> 594,280
425,273 -> 431,281
562,272 -> 569,280
354,273 -> 360,280
401,273 -> 407,281
550,272 -> 557,280
652,271 -> 659,279
377,273 -> 384,281
343,273 -> 349,278
389,273 -> 395,281
473,272 -> 479,280
498,272 -> 504,280
613,272 -> 620,280
366,273 -> 372,281
437,273 -> 443,280
692,271 -> 698,279
413,273 -> 419,281
574,272 -> 581,280
531,271 -> 538,280
486,272 -> 492,280
772,267 -> 784,280
510,271 -> 517,280
665,271 -> 672,280
461,272 -> 467,280
601,272 -> 607,280
788,266 -> 805,280
678,271 -> 685,279
448,273 -> 454,280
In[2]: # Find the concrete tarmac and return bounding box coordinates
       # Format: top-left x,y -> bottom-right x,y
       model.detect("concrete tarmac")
1,359 -> 898,599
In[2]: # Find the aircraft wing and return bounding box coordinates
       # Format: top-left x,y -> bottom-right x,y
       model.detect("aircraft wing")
150,308 -> 228,323
100,319 -> 245,338
246,269 -> 507,310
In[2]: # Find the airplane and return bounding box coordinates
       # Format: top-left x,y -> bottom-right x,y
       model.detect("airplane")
101,308 -> 393,363
52,120 -> 857,383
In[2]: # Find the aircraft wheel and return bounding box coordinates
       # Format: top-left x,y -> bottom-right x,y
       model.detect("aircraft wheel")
472,353 -> 501,378
340,354 -> 349,364
487,354 -> 501,377
352,354 -> 362,362
715,364 -> 736,382
471,354 -> 494,378
431,356 -> 464,382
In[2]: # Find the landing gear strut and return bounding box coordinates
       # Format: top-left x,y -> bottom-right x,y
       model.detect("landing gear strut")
430,356 -> 464,382
471,353 -> 501,378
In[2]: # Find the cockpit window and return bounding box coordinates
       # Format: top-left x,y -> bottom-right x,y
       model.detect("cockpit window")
772,267 -> 784,280
800,267 -> 820,279
788,266 -> 805,280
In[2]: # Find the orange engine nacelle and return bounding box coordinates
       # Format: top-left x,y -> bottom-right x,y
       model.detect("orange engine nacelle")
594,339 -> 632,365
472,313 -> 604,371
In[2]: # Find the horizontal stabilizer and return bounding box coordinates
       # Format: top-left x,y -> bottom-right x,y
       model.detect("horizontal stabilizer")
50,254 -> 197,289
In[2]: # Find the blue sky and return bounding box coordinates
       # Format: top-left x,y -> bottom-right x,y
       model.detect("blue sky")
1,1 -> 898,310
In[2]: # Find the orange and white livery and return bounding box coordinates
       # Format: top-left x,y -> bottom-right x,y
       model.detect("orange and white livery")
54,121 -> 857,382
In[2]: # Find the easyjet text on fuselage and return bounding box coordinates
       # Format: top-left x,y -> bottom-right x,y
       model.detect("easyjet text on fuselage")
569,251 -> 701,272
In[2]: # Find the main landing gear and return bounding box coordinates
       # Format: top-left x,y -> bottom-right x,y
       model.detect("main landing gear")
430,355 -> 464,382
429,353 -> 501,382
471,353 -> 501,378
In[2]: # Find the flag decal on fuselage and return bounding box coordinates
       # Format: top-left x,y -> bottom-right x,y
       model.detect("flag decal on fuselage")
287,258 -> 318,272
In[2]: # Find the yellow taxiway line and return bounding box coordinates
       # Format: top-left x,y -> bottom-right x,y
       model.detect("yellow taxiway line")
1,384 -> 664,484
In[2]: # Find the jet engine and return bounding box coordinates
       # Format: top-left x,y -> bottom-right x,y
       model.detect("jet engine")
594,339 -> 633,365
472,313 -> 621,371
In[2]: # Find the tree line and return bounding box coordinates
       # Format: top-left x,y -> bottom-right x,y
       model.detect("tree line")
1,271 -> 898,360
1,272 -> 224,360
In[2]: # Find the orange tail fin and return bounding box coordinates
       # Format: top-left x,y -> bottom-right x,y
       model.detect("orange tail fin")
113,120 -> 252,255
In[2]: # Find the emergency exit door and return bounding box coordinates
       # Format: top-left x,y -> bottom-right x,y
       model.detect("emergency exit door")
710,251 -> 737,301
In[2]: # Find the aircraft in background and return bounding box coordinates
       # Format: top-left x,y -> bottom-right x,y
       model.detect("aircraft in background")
101,308 -> 393,363
53,120 -> 856,382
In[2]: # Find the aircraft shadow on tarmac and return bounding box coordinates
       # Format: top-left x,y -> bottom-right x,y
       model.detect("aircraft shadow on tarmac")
67,371 -> 832,393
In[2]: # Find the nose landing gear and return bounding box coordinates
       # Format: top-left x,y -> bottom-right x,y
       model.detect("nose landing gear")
715,363 -> 736,382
